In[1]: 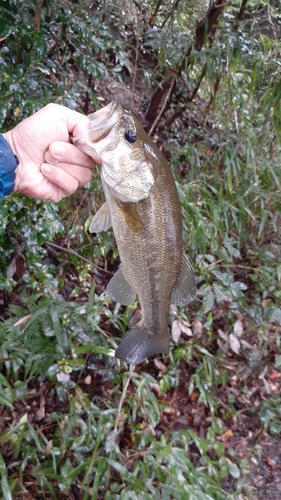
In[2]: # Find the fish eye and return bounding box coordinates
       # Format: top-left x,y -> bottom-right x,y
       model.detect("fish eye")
125,130 -> 137,144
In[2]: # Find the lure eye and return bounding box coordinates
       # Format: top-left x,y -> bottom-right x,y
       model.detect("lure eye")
125,130 -> 137,143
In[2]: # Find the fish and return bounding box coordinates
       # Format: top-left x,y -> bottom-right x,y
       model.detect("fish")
73,101 -> 196,364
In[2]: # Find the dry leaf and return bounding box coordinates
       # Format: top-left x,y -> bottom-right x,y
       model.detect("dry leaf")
193,318 -> 203,335
180,323 -> 193,337
240,339 -> 254,350
234,319 -> 243,337
218,328 -> 229,342
149,382 -> 162,397
171,319 -> 182,342
217,338 -> 233,355
45,440 -> 53,456
266,456 -> 279,471
154,358 -> 167,373
222,429 -> 234,438
163,407 -> 177,415
229,333 -> 241,354
84,375 -> 92,385
190,391 -> 199,401
172,318 -> 193,341
170,304 -> 178,314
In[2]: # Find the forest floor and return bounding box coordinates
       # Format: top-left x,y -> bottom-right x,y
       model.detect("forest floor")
1,73 -> 281,499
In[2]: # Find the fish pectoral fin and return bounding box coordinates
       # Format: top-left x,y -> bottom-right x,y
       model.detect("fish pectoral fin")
171,253 -> 197,306
106,265 -> 136,306
118,202 -> 145,234
89,202 -> 112,233
115,322 -> 170,364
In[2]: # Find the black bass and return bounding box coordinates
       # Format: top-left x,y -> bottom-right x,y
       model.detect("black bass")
73,101 -> 196,364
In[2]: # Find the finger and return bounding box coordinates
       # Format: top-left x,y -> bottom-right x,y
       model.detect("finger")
41,163 -> 80,199
47,142 -> 95,168
57,105 -> 92,136
44,103 -> 92,137
42,159 -> 93,187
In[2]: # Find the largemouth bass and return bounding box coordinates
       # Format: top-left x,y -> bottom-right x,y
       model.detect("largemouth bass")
73,101 -> 196,364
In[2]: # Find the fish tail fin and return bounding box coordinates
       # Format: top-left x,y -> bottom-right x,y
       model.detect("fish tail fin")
115,322 -> 169,364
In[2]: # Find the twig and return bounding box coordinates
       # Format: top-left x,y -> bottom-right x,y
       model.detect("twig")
234,0 -> 249,31
148,74 -> 176,136
149,0 -> 162,27
131,4 -> 140,103
161,0 -> 182,29
45,241 -> 112,274
166,64 -> 206,128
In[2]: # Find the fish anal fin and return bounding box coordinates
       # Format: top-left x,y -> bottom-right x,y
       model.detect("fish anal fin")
106,265 -> 136,306
171,253 -> 197,306
89,202 -> 112,233
115,322 -> 169,364
118,202 -> 144,234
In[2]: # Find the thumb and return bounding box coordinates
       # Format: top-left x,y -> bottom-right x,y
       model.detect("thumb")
63,107 -> 91,137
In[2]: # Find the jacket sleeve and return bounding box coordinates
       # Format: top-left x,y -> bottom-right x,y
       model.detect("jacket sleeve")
0,133 -> 19,199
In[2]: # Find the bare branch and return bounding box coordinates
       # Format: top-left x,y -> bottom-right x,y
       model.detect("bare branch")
234,0 -> 249,31
148,73 -> 176,135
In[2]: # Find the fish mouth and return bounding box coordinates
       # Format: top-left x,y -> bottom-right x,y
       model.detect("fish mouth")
72,101 -> 123,162
89,102 -> 121,141
73,101 -> 122,143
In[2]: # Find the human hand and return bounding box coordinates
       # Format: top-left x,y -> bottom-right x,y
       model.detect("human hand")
3,104 -> 95,202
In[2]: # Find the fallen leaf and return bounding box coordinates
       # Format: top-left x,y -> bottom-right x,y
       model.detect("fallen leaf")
45,440 -> 53,456
154,358 -> 167,374
218,328 -> 229,342
190,391 -> 199,401
217,338 -> 233,356
163,407 -> 177,415
149,382 -> 162,397
222,429 -> 234,438
181,323 -> 193,336
193,318 -> 203,335
229,333 -> 241,354
234,319 -> 243,337
84,375 -> 92,385
266,456 -> 279,471
171,320 -> 182,342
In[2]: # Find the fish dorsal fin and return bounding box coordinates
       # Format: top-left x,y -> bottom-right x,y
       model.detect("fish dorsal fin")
89,202 -> 112,233
106,265 -> 136,306
171,253 -> 197,306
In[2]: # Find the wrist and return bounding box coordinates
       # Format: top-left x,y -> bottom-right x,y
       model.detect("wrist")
0,131 -> 19,198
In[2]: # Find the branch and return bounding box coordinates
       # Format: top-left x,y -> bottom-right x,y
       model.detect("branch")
148,73 -> 176,135
234,0 -> 249,31
145,73 -> 176,125
165,64 -> 206,128
145,0 -> 225,131
149,0 -> 162,27
45,242 -> 112,274
161,0 -> 182,29
33,1 -> 44,31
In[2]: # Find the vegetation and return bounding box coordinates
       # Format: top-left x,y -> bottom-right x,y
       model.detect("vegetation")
0,0 -> 281,498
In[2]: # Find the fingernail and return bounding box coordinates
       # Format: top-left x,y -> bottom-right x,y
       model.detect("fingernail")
41,164 -> 52,174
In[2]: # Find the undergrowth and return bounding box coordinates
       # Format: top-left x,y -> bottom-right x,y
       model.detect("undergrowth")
0,0 -> 281,499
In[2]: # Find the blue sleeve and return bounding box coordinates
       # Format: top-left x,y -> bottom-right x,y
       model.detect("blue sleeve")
0,133 -> 19,199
